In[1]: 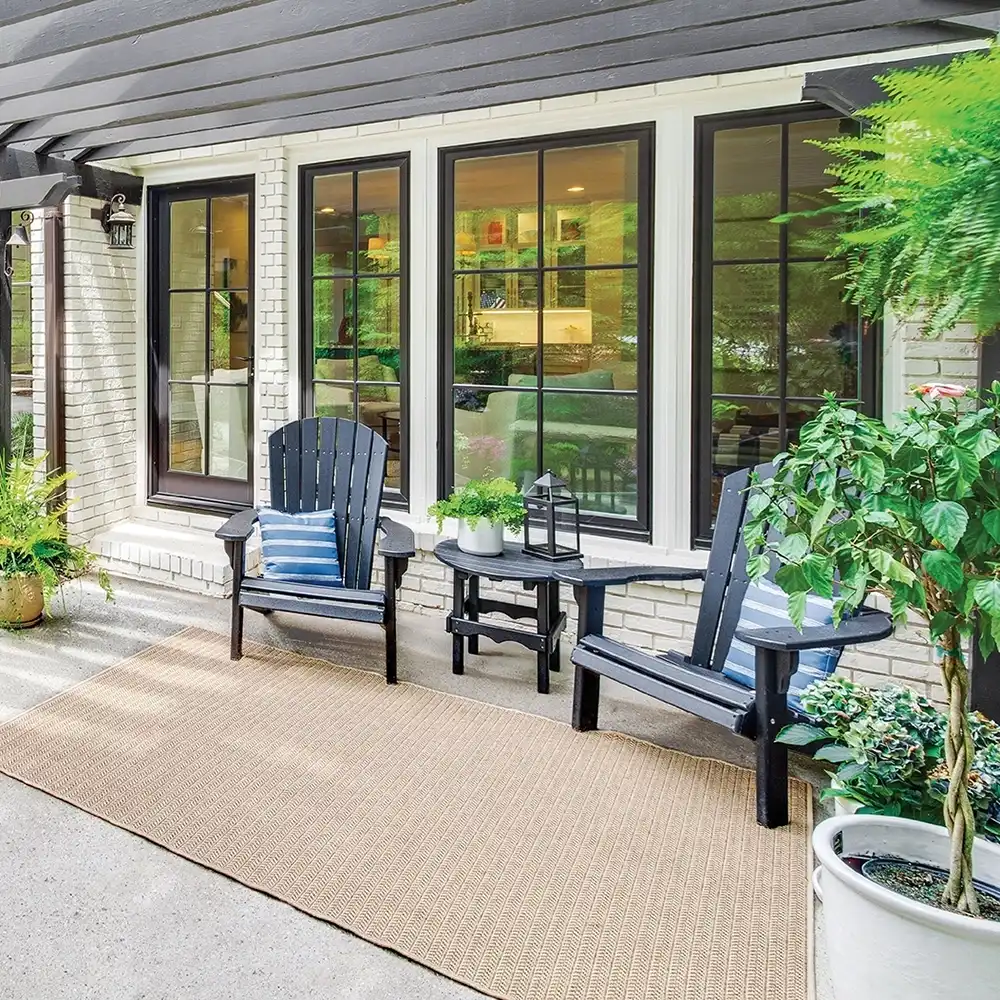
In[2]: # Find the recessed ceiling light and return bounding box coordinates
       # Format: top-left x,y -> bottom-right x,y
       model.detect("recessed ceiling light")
319,206 -> 337,215
567,186 -> 585,193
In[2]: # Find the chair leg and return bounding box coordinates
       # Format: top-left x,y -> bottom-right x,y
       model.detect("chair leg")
452,572 -> 466,676
572,663 -> 601,731
384,557 -> 398,685
225,540 -> 246,661
755,647 -> 792,828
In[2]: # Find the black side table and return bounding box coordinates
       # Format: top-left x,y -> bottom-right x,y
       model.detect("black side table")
434,540 -> 583,694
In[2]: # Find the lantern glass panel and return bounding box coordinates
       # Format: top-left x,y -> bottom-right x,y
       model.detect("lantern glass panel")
522,475 -> 581,560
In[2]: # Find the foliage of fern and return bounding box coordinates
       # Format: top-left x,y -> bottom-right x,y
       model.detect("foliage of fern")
0,453 -> 112,603
794,45 -> 1000,336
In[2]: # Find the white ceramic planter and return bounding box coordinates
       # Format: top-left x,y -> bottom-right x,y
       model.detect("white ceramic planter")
457,518 -> 504,556
814,814 -> 1000,1000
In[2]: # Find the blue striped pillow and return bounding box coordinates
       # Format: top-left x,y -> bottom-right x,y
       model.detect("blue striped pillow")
722,578 -> 842,711
258,508 -> 343,587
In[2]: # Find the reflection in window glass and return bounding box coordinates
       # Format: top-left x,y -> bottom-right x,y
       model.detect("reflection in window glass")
697,112 -> 871,540
447,130 -> 651,529
304,158 -> 407,494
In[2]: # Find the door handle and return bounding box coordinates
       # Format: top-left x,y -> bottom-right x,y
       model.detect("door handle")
234,355 -> 254,377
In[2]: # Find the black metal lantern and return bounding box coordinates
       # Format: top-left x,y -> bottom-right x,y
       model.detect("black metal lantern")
522,471 -> 582,561
101,193 -> 135,250
2,210 -> 32,278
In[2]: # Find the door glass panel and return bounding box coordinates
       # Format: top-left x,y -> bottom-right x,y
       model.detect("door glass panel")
169,200 -> 207,287
713,125 -> 781,261
10,235 -> 33,459
314,382 -> 355,421
211,195 -> 250,288
169,292 -> 206,381
454,388 -> 523,486
313,173 -> 355,275
211,291 -> 250,372
169,383 -> 205,473
208,384 -> 249,479
543,141 -> 638,267
356,277 -> 401,353
788,119 -> 850,256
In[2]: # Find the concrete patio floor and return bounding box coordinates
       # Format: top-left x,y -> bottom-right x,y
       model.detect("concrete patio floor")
0,576 -> 833,999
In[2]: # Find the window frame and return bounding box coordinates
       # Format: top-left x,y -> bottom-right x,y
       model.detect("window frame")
437,124 -> 655,540
691,104 -> 881,546
299,153 -> 411,508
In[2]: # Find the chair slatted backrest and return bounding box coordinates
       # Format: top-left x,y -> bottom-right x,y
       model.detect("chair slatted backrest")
268,418 -> 388,589
688,466 -> 751,669
710,462 -> 775,671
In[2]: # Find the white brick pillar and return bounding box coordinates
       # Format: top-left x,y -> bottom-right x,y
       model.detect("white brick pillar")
255,147 -> 291,505
62,195 -> 139,541
29,207 -> 46,459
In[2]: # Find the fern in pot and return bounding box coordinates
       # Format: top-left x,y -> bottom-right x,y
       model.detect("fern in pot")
429,478 -> 525,556
0,454 -> 112,627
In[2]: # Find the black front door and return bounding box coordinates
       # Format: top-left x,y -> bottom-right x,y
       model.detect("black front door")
149,177 -> 254,508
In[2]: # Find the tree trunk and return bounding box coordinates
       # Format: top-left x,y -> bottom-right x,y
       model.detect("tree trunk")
940,628 -> 979,916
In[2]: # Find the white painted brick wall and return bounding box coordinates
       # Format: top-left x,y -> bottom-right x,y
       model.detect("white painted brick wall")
62,195 -> 138,540
29,208 -> 45,459
255,147 -> 291,505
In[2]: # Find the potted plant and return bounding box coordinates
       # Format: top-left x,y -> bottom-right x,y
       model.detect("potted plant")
429,478 -> 525,556
0,453 -> 112,626
781,676 -> 1000,835
744,385 -> 1000,997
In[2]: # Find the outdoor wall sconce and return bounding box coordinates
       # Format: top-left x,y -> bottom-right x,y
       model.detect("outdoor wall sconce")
101,193 -> 135,250
2,210 -> 32,278
522,471 -> 582,561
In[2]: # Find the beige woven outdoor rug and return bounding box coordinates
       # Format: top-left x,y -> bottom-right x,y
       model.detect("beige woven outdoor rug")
0,627 -> 812,1000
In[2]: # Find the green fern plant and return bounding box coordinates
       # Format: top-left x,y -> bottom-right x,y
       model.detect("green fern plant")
779,44 -> 1000,337
0,453 -> 112,604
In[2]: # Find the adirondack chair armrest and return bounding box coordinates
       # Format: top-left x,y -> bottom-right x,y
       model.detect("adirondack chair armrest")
215,508 -> 259,542
379,517 -> 416,559
554,566 -> 706,588
735,610 -> 893,653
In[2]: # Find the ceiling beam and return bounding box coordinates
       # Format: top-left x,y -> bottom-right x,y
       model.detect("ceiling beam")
0,0 -> 458,103
7,0 -> 990,142
0,0 -> 649,126
0,0 -> 268,67
84,21 -> 972,160
40,2 -> 989,154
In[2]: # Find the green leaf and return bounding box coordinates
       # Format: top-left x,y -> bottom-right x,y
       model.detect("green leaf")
814,744 -> 855,764
774,563 -> 809,595
810,499 -> 836,542
746,552 -> 770,580
777,533 -> 809,562
869,549 -> 916,585
974,578 -> 1000,617
776,723 -> 828,746
788,591 -> 807,629
984,509 -> 1000,544
921,549 -> 965,592
835,761 -> 867,782
920,500 -> 969,551
929,610 -> 958,639
802,553 -> 835,599
855,453 -> 886,491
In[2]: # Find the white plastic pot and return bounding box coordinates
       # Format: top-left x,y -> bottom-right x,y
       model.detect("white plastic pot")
814,814 -> 1000,1000
457,518 -> 504,556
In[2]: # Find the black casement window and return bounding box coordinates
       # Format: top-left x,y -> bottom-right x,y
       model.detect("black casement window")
693,107 -> 878,543
300,155 -> 409,502
440,126 -> 654,538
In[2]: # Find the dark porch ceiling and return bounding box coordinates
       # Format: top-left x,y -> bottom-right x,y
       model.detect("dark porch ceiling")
0,0 -> 998,166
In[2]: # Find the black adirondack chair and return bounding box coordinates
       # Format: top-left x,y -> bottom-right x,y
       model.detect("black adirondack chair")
215,418 -> 415,683
557,464 -> 894,828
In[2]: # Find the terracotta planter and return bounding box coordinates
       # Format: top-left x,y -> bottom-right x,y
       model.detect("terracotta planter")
0,575 -> 44,629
